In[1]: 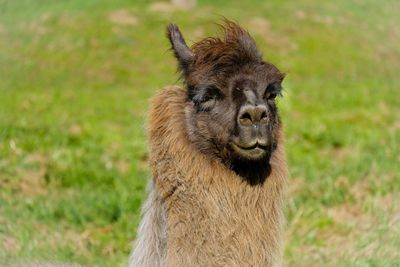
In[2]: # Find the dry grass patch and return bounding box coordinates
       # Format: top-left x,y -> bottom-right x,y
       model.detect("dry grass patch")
247,17 -> 297,52
148,2 -> 177,13
108,10 -> 138,27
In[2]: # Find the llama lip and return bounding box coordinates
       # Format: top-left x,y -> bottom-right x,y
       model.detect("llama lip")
235,143 -> 267,150
231,142 -> 268,159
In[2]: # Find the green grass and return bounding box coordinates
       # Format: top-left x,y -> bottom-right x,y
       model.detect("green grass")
0,0 -> 399,266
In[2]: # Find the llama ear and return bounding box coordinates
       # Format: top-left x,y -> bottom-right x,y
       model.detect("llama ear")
167,23 -> 193,77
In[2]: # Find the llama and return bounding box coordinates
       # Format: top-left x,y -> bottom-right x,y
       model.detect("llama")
129,20 -> 288,267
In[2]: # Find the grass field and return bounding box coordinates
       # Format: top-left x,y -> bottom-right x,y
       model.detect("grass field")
0,0 -> 399,266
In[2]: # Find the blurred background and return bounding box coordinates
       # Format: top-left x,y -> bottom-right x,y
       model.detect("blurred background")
0,0 -> 399,266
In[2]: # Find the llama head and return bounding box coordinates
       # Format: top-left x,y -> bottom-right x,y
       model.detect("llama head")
167,20 -> 285,184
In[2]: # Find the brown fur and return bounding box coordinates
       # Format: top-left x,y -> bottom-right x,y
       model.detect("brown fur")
130,86 -> 287,266
130,21 -> 288,267
191,20 -> 262,73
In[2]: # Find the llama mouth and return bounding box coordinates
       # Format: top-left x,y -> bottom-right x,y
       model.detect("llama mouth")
231,142 -> 268,159
236,143 -> 268,150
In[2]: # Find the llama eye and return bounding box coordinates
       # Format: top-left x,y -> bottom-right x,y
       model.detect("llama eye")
265,82 -> 282,100
191,85 -> 225,112
205,86 -> 224,101
267,93 -> 277,100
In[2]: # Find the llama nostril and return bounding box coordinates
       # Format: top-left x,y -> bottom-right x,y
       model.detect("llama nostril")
239,112 -> 253,126
261,111 -> 267,118
260,111 -> 268,123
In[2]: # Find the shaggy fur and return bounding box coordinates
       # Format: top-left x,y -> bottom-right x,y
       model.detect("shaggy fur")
129,180 -> 167,266
129,86 -> 287,266
130,21 -> 288,267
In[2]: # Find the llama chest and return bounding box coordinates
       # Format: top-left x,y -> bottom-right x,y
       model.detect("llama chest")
158,171 -> 283,267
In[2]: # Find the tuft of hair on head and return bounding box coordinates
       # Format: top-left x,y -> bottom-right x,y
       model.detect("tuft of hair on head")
191,19 -> 262,68
166,23 -> 194,78
166,20 -> 264,80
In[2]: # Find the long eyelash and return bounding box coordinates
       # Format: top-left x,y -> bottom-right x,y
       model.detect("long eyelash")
265,82 -> 283,99
206,86 -> 225,100
189,85 -> 225,112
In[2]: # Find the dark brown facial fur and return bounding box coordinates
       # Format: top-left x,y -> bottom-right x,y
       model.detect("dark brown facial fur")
167,20 -> 285,185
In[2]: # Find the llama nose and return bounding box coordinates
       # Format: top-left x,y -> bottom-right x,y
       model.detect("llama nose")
238,105 -> 268,126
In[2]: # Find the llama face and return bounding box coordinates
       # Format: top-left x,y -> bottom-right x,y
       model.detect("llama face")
167,21 -> 284,183
187,61 -> 283,161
